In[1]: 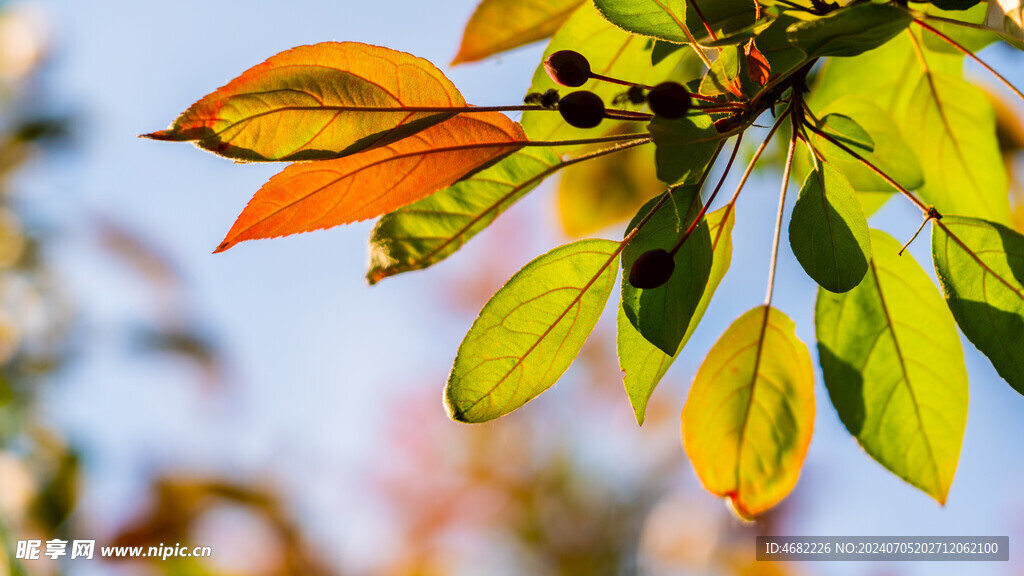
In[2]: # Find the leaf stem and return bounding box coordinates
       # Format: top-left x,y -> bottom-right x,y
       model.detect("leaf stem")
913,19 -> 1024,104
672,1 -> 716,68
765,115 -> 798,306
590,72 -> 650,89
802,113 -> 933,215
685,0 -> 720,43
670,133 -> 744,255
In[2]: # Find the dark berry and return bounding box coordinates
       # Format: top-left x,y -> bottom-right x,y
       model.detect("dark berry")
647,82 -> 692,119
629,248 -> 675,289
558,91 -> 605,129
545,50 -> 591,87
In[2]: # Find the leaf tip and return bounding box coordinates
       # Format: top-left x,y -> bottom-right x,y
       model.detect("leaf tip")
726,493 -> 758,523
140,129 -> 176,141
213,240 -> 233,254
633,411 -> 645,427
365,268 -> 386,286
443,393 -> 472,424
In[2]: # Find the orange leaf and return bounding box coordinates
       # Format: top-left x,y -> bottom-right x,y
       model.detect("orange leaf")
215,113 -> 527,252
144,42 -> 467,162
745,40 -> 771,87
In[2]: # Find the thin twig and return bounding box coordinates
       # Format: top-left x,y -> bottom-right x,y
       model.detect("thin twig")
671,133 -> 744,254
726,105 -> 793,206
529,132 -> 653,147
765,116 -> 799,306
899,207 -> 941,255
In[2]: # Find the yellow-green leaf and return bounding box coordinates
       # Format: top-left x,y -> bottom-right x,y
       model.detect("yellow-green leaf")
682,305 -> 814,518
452,0 -> 586,65
145,42 -> 466,162
900,72 -> 1011,225
817,230 -> 967,503
446,239 -> 620,423
368,147 -> 562,283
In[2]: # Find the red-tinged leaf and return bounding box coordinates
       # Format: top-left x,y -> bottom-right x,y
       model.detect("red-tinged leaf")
452,0 -> 586,65
745,39 -> 771,86
144,42 -> 467,162
215,113 -> 527,252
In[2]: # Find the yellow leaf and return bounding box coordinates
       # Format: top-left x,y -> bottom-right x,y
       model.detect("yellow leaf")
681,306 -> 814,518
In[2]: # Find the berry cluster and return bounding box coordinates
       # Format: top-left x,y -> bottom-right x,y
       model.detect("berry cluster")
540,50 -> 693,130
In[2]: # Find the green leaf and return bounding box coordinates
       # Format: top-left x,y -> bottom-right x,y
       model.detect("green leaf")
789,159 -> 871,293
617,204 -> 734,425
649,113 -> 721,184
787,3 -> 913,58
452,0 -> 586,64
932,216 -> 1024,395
621,188 -> 713,355
681,305 -> 815,518
810,97 -> 924,216
367,147 -> 562,284
816,229 -> 967,503
901,72 -> 1011,225
445,239 -> 620,422
522,3 -> 680,151
594,0 -> 756,44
